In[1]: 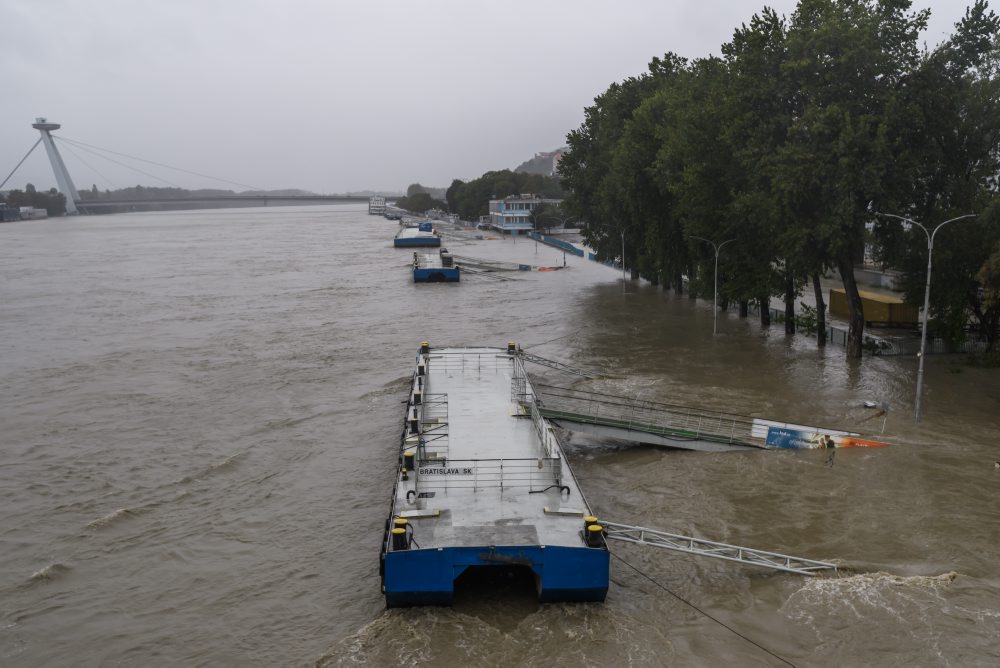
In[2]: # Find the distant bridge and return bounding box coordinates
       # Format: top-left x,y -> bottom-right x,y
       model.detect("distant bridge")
75,194 -> 372,211
13,119 -> 386,215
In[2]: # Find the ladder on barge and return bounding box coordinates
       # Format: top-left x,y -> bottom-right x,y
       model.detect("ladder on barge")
599,521 -> 837,575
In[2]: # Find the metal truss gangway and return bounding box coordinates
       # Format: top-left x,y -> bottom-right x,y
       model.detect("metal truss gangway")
517,351 -> 600,379
601,521 -> 837,576
534,384 -> 765,451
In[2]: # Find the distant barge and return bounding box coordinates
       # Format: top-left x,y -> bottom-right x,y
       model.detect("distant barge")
394,221 -> 441,247
413,249 -> 459,282
380,343 -> 609,606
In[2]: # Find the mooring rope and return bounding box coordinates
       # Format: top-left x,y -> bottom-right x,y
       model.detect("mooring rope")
610,550 -> 796,668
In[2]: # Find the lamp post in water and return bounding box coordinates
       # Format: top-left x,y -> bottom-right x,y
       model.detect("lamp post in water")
690,236 -> 736,336
875,212 -> 978,422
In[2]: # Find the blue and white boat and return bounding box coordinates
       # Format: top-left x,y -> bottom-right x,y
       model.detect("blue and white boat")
394,221 -> 441,247
412,249 -> 460,282
380,343 -> 609,606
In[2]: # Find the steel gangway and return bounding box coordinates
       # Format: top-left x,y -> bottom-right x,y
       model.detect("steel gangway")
517,350 -> 600,379
600,521 -> 837,575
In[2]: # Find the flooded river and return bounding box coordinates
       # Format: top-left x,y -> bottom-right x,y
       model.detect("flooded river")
2,205 -> 998,666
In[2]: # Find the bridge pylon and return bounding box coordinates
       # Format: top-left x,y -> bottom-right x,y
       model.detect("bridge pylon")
31,118 -> 81,215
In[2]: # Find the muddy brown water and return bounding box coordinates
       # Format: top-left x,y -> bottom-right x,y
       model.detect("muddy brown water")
2,205 -> 998,666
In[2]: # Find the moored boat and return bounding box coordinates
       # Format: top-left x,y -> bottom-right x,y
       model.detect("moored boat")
380,343 -> 609,606
412,248 -> 459,282
394,221 -> 440,247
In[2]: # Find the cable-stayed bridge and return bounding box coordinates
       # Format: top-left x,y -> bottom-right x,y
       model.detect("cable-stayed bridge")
74,193 -> 370,211
2,119 -> 383,214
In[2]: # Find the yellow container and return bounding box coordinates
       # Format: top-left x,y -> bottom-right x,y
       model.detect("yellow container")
828,288 -> 918,325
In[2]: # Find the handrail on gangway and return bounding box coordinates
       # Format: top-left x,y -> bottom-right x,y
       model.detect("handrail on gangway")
517,350 -> 600,379
600,521 -> 837,576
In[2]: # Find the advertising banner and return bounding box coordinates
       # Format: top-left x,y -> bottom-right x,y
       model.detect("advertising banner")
765,427 -> 890,449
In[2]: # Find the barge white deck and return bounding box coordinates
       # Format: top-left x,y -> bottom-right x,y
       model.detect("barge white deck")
392,347 -> 593,549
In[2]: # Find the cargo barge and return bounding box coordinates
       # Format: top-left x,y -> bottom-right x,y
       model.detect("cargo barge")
394,221 -> 441,247
380,343 -> 609,606
412,248 -> 460,282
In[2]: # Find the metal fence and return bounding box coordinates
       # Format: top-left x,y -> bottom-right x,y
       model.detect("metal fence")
529,398 -> 560,458
426,351 -> 511,374
414,457 -> 562,493
418,393 -> 450,460
746,304 -> 991,356
528,232 -> 585,257
536,384 -> 760,447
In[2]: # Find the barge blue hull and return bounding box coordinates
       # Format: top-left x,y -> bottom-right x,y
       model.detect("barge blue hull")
413,267 -> 460,282
383,544 -> 609,607
394,237 -> 441,247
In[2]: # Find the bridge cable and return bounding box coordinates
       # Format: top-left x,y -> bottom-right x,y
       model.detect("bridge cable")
0,138 -> 42,191
57,140 -> 119,191
58,136 -> 263,191
609,550 -> 796,668
54,138 -> 183,188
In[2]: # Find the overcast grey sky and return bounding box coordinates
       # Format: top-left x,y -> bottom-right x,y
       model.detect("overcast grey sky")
1,0 -> 977,194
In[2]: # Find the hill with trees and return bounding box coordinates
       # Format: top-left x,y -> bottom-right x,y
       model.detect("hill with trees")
515,149 -> 567,176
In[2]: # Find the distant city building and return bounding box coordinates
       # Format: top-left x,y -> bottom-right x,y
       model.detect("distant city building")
368,195 -> 386,215
19,206 -> 48,220
487,194 -> 561,235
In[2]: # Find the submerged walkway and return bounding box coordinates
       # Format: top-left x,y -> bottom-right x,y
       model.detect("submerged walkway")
535,384 -> 765,451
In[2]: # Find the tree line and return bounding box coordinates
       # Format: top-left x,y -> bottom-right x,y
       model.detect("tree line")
558,0 -> 1000,356
1,184 -> 67,216
444,171 -> 563,221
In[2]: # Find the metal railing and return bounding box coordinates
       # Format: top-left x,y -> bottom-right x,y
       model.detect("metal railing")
426,351 -> 511,375
535,384 -> 760,447
602,521 -> 837,575
418,393 -> 449,459
745,305 -> 991,356
529,398 -> 560,458
873,334 -> 991,356
415,457 -> 562,493
517,350 -> 600,378
511,353 -> 530,403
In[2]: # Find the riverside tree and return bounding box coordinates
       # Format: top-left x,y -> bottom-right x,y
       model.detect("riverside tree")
444,170 -> 563,222
873,1 -> 1000,348
559,0 -> 1000,359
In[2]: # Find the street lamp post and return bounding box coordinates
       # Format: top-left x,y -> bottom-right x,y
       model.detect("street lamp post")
690,236 -> 736,335
876,212 -> 977,421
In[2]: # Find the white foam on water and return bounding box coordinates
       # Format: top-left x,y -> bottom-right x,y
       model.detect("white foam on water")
28,562 -> 71,584
781,571 -> 965,661
86,507 -> 133,529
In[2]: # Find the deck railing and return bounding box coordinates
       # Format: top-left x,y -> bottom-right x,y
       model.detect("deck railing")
426,351 -> 511,374
528,397 -> 559,457
417,393 -> 450,459
415,457 -> 562,493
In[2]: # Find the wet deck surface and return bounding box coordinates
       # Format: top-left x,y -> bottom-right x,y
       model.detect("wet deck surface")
392,348 -> 591,549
